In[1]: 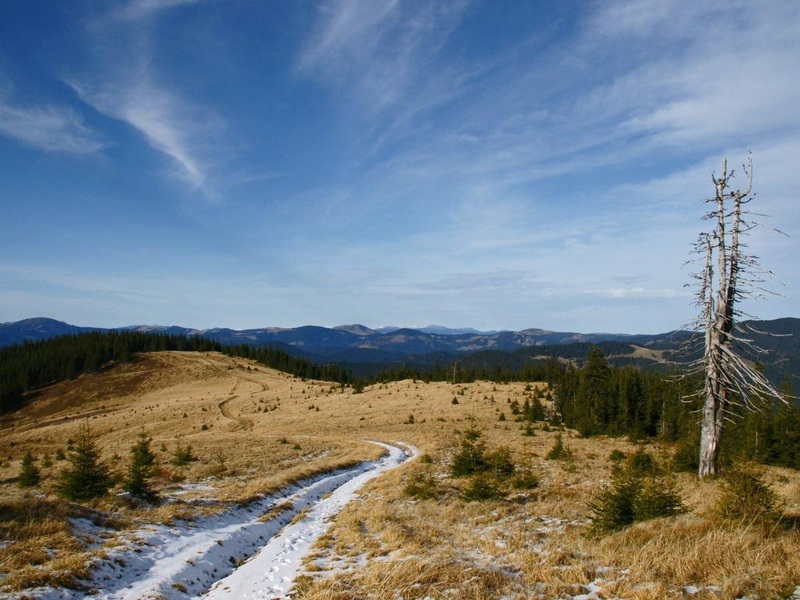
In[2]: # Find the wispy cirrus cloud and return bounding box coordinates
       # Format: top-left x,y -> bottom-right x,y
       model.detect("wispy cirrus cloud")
296,0 -> 473,141
74,0 -> 222,195
69,74 -> 210,191
419,271 -> 529,292
0,88 -> 104,154
591,287 -> 686,300
585,0 -> 800,148
92,0 -> 203,26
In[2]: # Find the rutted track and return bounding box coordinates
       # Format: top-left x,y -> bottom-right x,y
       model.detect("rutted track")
39,442 -> 412,600
202,442 -> 412,599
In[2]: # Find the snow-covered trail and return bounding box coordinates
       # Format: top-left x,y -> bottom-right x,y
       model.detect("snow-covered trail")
202,442 -> 410,599
35,442 -> 412,600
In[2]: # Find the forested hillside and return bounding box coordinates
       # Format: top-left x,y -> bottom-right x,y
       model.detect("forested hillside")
2,330 -> 798,470
0,332 -> 350,413
550,347 -> 800,470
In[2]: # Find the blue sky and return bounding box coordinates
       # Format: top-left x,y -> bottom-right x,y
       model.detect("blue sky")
0,0 -> 797,334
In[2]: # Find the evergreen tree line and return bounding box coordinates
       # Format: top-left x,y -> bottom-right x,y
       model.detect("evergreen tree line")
0,332 -> 350,413
0,331 -> 222,412
222,344 -> 352,384
550,347 -> 800,470
349,354 -> 562,387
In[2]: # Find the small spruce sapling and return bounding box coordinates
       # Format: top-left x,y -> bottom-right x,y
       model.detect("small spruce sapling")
18,451 -> 41,488
172,440 -> 197,466
57,425 -> 111,501
545,433 -> 572,461
125,433 -> 158,501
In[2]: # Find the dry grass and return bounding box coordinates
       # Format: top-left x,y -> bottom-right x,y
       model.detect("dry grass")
1,351 -> 799,597
597,516 -> 800,599
0,492 -> 112,593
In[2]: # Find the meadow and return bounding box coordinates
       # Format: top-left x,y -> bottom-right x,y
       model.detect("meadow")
1,351 -> 799,598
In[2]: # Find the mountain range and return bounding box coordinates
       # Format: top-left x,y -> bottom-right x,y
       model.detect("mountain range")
1,317 -> 798,384
0,317 -> 681,354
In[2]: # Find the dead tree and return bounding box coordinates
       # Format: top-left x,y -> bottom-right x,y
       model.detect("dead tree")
689,156 -> 787,478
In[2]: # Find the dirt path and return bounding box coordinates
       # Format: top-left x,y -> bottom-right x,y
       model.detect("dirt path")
217,381 -> 255,431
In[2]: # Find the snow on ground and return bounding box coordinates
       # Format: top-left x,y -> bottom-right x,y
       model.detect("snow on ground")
203,442 -> 410,599
27,441 -> 413,600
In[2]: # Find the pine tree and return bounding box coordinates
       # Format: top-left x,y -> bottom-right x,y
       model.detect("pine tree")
574,348 -> 613,435
18,451 -> 41,488
57,425 -> 111,501
450,426 -> 487,477
124,433 -> 158,501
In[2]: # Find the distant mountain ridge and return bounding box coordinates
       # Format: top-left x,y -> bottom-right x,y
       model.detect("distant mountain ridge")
0,317 -> 680,352
1,316 -> 798,385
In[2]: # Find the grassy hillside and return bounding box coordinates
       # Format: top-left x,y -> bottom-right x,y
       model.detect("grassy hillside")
1,352 -> 799,597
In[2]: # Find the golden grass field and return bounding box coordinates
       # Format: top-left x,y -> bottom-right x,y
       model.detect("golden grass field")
1,351 -> 800,598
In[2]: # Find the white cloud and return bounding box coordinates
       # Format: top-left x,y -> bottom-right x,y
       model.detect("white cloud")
72,0 -> 230,196
94,0 -> 203,26
583,1 -> 800,150
296,0 -> 473,143
419,271 -> 529,292
295,0 -> 401,75
0,89 -> 104,154
70,75 -> 210,191
591,287 -> 686,300
586,0 -> 700,39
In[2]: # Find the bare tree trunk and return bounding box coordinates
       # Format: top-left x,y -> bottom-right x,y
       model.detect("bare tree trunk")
697,158 -> 757,478
698,381 -> 723,476
698,159 -> 733,478
698,225 -> 721,477
691,155 -> 786,478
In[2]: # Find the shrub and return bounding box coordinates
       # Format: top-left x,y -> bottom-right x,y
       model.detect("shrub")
589,470 -> 640,532
56,425 -> 111,501
485,446 -> 515,477
450,427 -> 487,478
18,451 -> 41,488
608,449 -> 627,464
461,474 -> 505,502
633,476 -> 684,521
672,439 -> 699,473
715,464 -> 780,524
511,469 -> 539,490
404,470 -> 438,500
626,447 -> 658,477
172,441 -> 197,466
450,425 -> 520,500
589,449 -> 685,534
546,433 -> 572,461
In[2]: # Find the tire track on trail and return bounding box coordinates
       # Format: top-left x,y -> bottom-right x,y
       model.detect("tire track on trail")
217,381 -> 255,431
189,355 -> 270,432
202,442 -> 414,599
